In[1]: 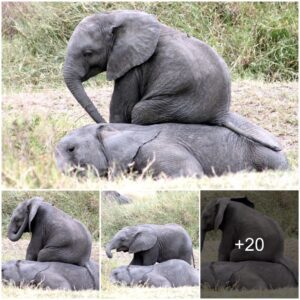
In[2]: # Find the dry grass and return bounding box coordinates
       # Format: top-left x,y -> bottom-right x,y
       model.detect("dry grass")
2,80 -> 298,189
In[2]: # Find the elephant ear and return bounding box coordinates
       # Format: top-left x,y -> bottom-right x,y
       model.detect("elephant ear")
230,196 -> 255,208
27,197 -> 43,232
129,229 -> 157,253
97,125 -> 160,174
106,10 -> 160,81
214,198 -> 230,230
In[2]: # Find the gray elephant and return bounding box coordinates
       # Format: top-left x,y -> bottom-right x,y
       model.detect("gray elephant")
2,259 -> 99,290
102,191 -> 130,204
64,10 -> 279,151
201,260 -> 298,290
7,197 -> 96,285
201,197 -> 298,283
55,117 -> 287,178
110,259 -> 199,287
105,224 -> 194,266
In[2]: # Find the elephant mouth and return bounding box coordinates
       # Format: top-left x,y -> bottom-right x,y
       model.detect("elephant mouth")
117,246 -> 129,252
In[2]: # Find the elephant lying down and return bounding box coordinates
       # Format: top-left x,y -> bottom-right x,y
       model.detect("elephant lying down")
201,260 -> 298,290
55,113 -> 288,178
110,259 -> 199,287
2,260 -> 99,290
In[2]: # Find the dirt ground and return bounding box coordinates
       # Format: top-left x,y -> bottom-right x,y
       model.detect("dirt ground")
3,80 -> 298,151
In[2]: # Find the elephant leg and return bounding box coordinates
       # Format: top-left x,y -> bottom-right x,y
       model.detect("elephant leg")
130,253 -> 143,265
142,273 -> 172,288
141,246 -> 159,266
131,99 -> 180,124
37,248 -> 72,264
35,272 -> 71,290
218,236 -> 234,261
109,69 -> 140,123
229,248 -> 260,262
26,235 -> 43,261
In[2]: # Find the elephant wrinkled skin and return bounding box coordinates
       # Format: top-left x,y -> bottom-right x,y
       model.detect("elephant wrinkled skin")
2,260 -> 99,290
110,259 -> 199,287
55,117 -> 288,178
105,224 -> 194,266
64,10 -> 279,151
201,261 -> 298,290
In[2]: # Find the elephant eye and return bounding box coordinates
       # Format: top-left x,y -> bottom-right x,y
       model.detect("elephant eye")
83,50 -> 93,58
67,146 -> 75,153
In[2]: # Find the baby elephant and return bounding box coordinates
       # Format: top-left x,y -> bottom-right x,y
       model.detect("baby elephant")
55,114 -> 288,178
110,259 -> 199,287
8,197 -> 91,265
201,260 -> 298,290
106,224 -> 194,266
2,260 -> 99,290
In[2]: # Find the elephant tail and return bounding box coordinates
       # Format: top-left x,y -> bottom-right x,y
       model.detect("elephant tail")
222,112 -> 282,152
192,251 -> 195,268
84,261 -> 98,290
278,256 -> 298,285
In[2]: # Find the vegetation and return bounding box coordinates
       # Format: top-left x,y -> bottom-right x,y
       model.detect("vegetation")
2,2 -> 298,92
2,191 -> 99,240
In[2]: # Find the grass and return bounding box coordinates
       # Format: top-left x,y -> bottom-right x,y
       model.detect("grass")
2,191 -> 100,240
2,2 -> 298,92
2,239 -> 99,299
101,191 -> 200,299
2,81 -> 298,189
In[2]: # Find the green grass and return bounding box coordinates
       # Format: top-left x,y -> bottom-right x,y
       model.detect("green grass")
2,191 -> 99,240
2,2 -> 298,92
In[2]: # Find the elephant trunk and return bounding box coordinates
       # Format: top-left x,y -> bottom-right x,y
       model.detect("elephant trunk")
8,214 -> 28,242
105,240 -> 116,259
63,64 -> 106,123
201,230 -> 206,251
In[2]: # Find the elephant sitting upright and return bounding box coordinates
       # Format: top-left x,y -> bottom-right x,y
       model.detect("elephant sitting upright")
64,10 -> 279,151
7,197 -> 96,285
105,224 -> 194,266
55,117 -> 288,178
201,197 -> 298,283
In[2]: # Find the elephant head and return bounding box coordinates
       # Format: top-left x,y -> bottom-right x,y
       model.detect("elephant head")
64,10 -> 160,123
55,124 -> 160,177
8,197 -> 43,242
105,226 -> 157,258
201,197 -> 254,250
110,266 -> 132,286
